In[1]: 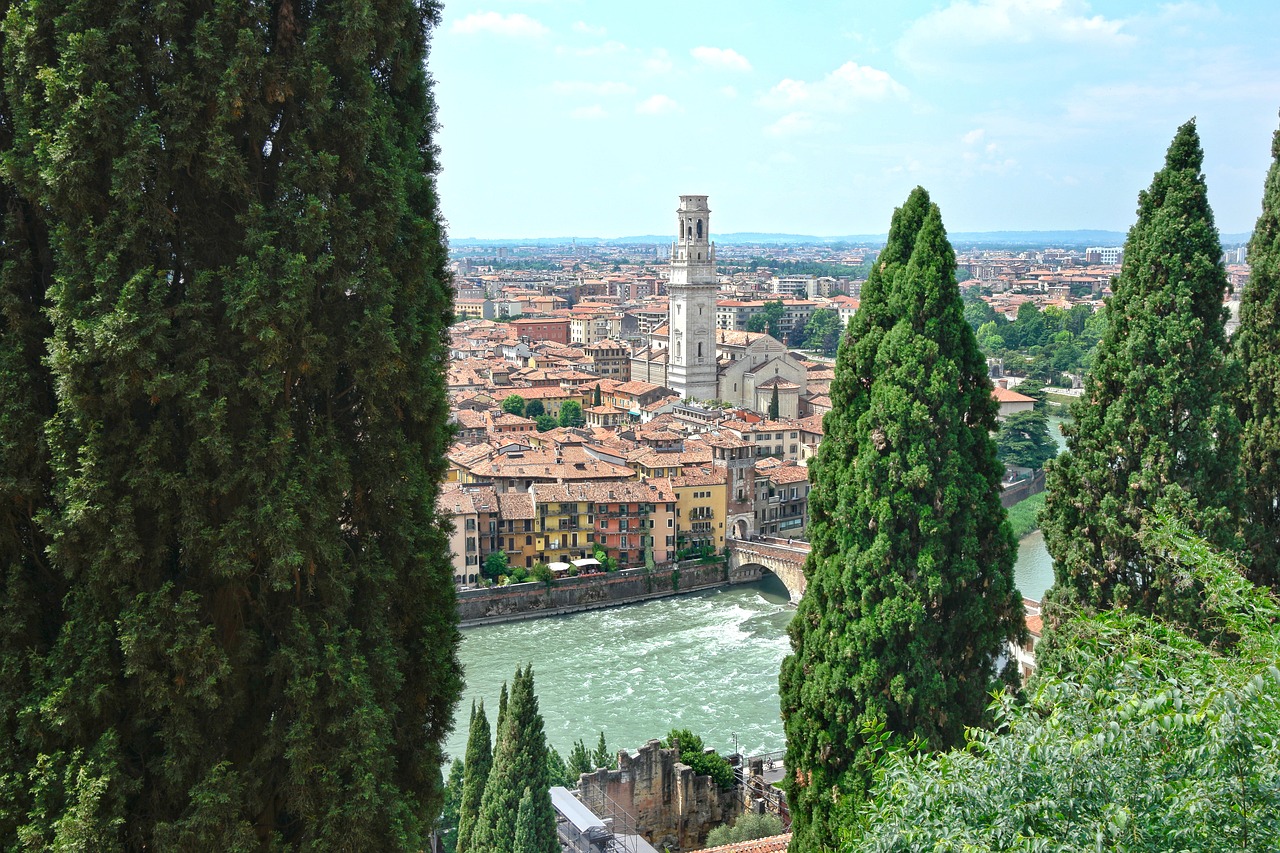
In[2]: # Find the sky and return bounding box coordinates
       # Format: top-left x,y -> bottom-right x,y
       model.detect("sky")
429,1 -> 1280,240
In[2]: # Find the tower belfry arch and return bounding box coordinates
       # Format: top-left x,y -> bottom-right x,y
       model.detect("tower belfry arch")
666,195 -> 719,401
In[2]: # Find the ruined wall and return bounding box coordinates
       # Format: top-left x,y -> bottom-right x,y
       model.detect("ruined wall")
577,739 -> 741,850
457,561 -> 747,626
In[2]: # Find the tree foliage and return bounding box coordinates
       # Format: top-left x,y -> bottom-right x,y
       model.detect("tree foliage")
593,731 -> 612,770
456,701 -> 493,853
1234,117 -> 1280,590
799,308 -> 843,356
2,0 -> 461,846
471,666 -> 558,853
995,409 -> 1058,470
502,394 -> 526,417
566,739 -> 594,780
438,760 -> 464,853
0,18 -> 59,835
558,400 -> 584,428
842,518 -> 1280,852
705,813 -> 785,847
484,550 -> 511,583
525,399 -> 545,419
667,729 -> 734,790
1042,119 -> 1241,630
779,188 -> 1025,852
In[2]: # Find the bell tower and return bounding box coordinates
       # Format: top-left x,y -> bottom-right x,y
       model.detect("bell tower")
666,195 -> 719,401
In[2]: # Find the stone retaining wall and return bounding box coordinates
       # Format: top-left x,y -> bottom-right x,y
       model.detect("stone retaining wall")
457,561 -> 764,627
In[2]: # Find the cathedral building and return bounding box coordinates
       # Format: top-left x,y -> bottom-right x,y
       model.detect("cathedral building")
630,195 -> 809,413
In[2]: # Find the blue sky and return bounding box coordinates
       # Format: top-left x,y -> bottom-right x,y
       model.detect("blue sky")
429,1 -> 1280,239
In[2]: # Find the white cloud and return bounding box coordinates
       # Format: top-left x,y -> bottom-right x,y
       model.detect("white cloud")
452,11 -> 549,38
765,112 -> 817,137
572,21 -> 607,37
570,105 -> 608,120
643,49 -> 674,75
762,62 -> 908,111
636,94 -> 680,115
962,128 -> 986,144
898,0 -> 1131,65
691,46 -> 753,73
720,86 -> 739,99
550,81 -> 636,97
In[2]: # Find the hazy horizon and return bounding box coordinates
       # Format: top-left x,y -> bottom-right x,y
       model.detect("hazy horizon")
431,1 -> 1280,239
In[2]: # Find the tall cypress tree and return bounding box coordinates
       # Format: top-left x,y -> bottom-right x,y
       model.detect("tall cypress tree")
1042,120 -> 1240,627
0,12 -> 60,833
3,0 -> 461,846
779,193 -> 1025,852
456,701 -> 493,853
471,666 -> 558,853
512,787 -> 538,853
1234,118 -> 1280,590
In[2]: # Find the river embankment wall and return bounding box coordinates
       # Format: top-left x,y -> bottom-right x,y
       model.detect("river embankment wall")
458,561 -> 764,627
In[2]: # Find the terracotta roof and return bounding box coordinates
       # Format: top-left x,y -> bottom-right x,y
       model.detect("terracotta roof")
992,386 -> 1036,403
497,491 -> 535,520
531,479 -> 676,505
701,833 -> 792,853
768,464 -> 810,485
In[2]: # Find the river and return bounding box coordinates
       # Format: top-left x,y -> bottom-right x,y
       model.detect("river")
449,415 -> 1067,762
448,533 -> 1058,763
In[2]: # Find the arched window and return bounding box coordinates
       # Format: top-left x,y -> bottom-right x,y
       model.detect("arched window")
697,342 -> 703,358
696,219 -> 703,238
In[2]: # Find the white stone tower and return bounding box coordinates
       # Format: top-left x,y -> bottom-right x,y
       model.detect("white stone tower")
666,195 -> 719,401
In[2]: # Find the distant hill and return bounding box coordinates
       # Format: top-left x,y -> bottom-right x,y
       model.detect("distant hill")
450,229 -> 1253,249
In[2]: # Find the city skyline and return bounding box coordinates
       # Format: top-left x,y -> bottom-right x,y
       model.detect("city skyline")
431,0 -> 1280,239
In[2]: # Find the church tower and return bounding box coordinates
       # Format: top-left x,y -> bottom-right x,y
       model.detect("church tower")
666,195 -> 719,401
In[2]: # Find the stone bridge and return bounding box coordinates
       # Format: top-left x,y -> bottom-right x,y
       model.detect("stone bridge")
727,537 -> 810,603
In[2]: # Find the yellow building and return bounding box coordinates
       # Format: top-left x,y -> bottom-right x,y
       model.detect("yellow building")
530,480 -> 677,569
671,465 -> 728,557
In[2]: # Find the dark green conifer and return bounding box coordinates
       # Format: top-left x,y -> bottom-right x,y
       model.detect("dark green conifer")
472,666 -> 558,853
1042,120 -> 1241,627
779,192 -> 1025,852
769,383 -> 781,420
3,0 -> 461,846
457,701 -> 493,853
1234,117 -> 1280,590
593,731 -> 611,769
513,787 -> 538,853
0,39 -> 60,837
439,760 -> 465,853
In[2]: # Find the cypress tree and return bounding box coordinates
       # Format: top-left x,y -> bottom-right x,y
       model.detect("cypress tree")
1234,117 -> 1280,590
512,787 -> 538,853
456,701 -> 493,853
769,383 -> 780,420
593,730 -> 611,769
439,760 -> 465,853
3,0 -> 461,846
1042,119 -> 1240,627
471,666 -> 558,853
497,681 -> 510,732
779,192 -> 1025,852
0,29 -> 60,836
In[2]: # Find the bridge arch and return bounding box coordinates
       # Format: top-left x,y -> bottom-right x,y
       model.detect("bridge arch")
726,538 -> 809,603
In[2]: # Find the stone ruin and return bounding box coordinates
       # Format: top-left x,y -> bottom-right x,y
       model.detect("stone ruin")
576,739 -> 742,850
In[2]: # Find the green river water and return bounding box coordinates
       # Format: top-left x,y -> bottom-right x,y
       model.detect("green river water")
447,536 -> 1056,762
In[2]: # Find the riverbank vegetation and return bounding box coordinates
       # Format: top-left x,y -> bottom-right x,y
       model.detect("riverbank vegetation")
842,518 -> 1280,851
1006,492 -> 1047,540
